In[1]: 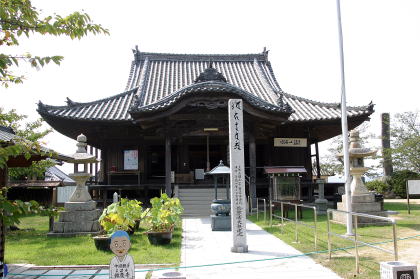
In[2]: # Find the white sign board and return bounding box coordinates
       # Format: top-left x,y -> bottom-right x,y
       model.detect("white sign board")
228,99 -> 248,253
194,169 -> 205,180
123,150 -> 138,170
408,180 -> 420,195
274,138 -> 307,147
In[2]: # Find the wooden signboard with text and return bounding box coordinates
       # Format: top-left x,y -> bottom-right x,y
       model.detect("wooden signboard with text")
274,138 -> 307,147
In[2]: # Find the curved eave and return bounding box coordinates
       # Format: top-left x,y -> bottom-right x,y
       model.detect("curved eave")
130,81 -> 293,121
37,87 -> 138,122
285,99 -> 374,123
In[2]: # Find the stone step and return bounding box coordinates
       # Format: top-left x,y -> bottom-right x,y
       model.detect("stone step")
178,188 -> 229,215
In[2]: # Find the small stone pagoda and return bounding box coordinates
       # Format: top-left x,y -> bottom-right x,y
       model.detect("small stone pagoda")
334,130 -> 387,224
48,134 -> 101,237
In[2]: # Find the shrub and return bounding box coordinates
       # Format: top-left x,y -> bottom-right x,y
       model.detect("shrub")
142,193 -> 183,232
365,180 -> 389,194
99,198 -> 143,235
389,170 -> 420,197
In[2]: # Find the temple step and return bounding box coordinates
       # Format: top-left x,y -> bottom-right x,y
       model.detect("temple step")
178,188 -> 227,216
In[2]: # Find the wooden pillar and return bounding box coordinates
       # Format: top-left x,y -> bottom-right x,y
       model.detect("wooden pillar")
95,148 -> 99,183
249,132 -> 257,207
179,140 -> 189,173
165,136 -> 172,195
103,189 -> 108,208
89,146 -> 93,176
0,166 -> 8,276
102,148 -> 108,184
266,138 -> 273,166
315,142 -> 321,179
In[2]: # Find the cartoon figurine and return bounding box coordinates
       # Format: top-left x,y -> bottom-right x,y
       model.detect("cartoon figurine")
109,230 -> 135,279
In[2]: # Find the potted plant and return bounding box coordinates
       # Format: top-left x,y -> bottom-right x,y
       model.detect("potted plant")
94,198 -> 143,251
142,193 -> 183,245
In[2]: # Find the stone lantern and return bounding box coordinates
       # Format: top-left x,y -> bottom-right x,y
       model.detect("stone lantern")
346,130 -> 377,195
334,130 -> 387,224
68,134 -> 97,202
206,160 -> 231,231
48,134 -> 101,236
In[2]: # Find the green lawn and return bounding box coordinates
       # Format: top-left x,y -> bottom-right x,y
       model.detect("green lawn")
5,215 -> 182,266
248,202 -> 420,279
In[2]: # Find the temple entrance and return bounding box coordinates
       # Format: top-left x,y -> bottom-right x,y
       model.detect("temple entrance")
188,144 -> 227,171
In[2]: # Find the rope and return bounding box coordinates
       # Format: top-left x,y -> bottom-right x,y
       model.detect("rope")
8,234 -> 420,277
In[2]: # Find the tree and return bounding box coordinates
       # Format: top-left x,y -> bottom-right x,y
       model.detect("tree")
387,111 -> 420,173
1,0 -> 109,87
0,108 -> 54,179
0,1 -> 108,271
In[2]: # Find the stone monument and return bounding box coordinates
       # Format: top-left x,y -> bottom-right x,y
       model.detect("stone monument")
228,99 -> 248,253
334,130 -> 387,224
314,178 -> 328,215
48,134 -> 101,236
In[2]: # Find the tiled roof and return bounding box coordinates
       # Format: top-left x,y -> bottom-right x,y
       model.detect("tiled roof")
45,166 -> 75,185
282,93 -> 373,122
0,126 -> 72,162
38,49 -> 374,122
0,126 -> 16,142
9,180 -> 63,188
38,88 -> 138,121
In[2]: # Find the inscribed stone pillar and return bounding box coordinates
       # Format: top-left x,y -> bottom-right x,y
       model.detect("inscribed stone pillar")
314,179 -> 328,215
228,99 -> 248,253
381,113 -> 393,178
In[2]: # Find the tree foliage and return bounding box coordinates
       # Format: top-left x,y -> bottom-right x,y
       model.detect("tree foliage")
388,111 -> 420,173
0,0 -> 108,87
365,179 -> 389,194
388,170 -> 420,197
0,1 -> 108,231
0,107 -> 52,173
317,122 -> 380,178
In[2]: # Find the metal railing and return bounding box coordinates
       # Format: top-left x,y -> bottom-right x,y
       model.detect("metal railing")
270,200 -> 318,249
247,197 -> 267,223
326,209 -> 398,274
256,198 -> 267,222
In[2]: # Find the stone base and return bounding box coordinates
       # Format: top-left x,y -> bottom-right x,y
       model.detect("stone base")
47,231 -> 102,237
211,215 -> 231,231
151,270 -> 186,279
231,245 -> 248,253
65,200 -> 97,211
48,200 -> 101,237
333,194 -> 389,225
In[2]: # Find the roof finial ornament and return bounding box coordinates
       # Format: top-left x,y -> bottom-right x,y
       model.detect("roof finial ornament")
194,62 -> 227,83
262,47 -> 269,63
277,93 -> 284,107
66,97 -> 76,107
133,45 -> 141,65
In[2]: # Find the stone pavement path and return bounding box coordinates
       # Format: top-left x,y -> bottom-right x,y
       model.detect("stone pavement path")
7,264 -> 148,278
181,217 -> 342,279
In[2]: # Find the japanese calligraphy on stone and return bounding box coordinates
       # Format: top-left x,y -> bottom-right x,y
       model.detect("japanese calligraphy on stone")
228,99 -> 248,253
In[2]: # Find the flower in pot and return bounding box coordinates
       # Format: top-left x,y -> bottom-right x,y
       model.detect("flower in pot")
94,198 -> 143,251
142,193 -> 183,245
